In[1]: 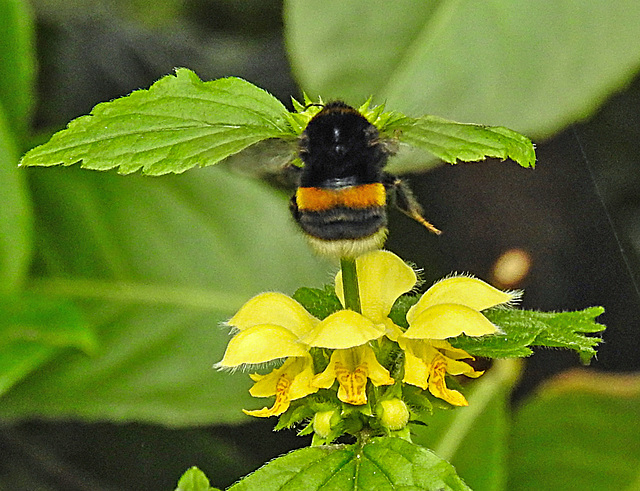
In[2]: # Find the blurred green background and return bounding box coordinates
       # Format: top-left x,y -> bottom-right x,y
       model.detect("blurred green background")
1,0 -> 640,489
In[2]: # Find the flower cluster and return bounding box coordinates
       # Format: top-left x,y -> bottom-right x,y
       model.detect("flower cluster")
217,250 -> 518,426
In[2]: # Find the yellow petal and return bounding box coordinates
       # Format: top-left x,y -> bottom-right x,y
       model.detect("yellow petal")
314,346 -> 393,405
403,303 -> 499,340
335,363 -> 369,405
300,310 -> 385,349
228,292 -> 318,338
407,276 -> 515,324
217,324 -> 309,367
335,250 -> 416,321
426,353 -> 469,406
360,344 -> 395,387
400,342 -> 436,391
243,357 -> 318,418
249,357 -> 317,399
430,339 -> 477,361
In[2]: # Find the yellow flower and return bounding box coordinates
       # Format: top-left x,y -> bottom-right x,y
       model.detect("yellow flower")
218,250 -> 517,413
217,292 -> 319,416
244,356 -> 316,417
312,345 -> 394,405
217,289 -> 392,413
398,275 -> 519,406
305,250 -> 416,405
335,250 -> 416,340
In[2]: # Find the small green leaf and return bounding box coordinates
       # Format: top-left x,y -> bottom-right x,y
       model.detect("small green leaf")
453,307 -> 605,363
383,115 -> 536,168
293,285 -> 342,320
230,436 -> 470,490
20,69 -> 295,175
0,293 -> 96,397
175,467 -> 218,491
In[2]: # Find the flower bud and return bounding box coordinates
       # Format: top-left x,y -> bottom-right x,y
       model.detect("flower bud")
313,410 -> 338,438
378,399 -> 410,431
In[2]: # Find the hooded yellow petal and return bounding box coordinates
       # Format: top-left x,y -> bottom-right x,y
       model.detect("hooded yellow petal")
403,303 -> 499,340
217,324 -> 308,367
228,292 -> 318,338
407,276 -> 515,324
300,310 -> 384,349
335,250 -> 416,321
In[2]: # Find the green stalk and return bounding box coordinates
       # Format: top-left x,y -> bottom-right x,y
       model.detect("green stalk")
340,257 -> 361,313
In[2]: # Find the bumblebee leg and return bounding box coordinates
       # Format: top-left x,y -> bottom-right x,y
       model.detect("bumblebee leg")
384,173 -> 442,235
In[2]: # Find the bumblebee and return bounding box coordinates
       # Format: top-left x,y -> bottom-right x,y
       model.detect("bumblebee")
289,101 -> 440,258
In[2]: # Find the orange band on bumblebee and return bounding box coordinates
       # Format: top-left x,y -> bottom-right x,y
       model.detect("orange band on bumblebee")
296,183 -> 386,211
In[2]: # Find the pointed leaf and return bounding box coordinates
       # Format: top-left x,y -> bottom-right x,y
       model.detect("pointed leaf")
20,69 -> 295,175
384,115 -> 535,168
452,307 -> 605,362
175,467 -> 218,491
229,437 -> 470,490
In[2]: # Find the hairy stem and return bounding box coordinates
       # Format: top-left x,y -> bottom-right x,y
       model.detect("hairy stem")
340,257 -> 361,313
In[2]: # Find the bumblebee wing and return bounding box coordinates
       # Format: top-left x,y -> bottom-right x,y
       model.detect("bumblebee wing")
221,137 -> 301,188
385,141 -> 442,175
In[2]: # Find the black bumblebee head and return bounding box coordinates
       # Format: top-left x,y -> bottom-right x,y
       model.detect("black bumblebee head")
299,102 -> 388,186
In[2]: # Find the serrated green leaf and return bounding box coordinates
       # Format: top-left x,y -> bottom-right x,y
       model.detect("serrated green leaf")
453,307 -> 605,363
175,467 -> 218,491
20,69 -> 295,175
0,293 -> 96,397
529,307 -> 605,364
385,115 -> 536,168
292,285 -> 342,320
229,437 -> 470,491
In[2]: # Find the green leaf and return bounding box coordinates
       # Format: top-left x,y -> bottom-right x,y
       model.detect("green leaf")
20,69 -> 295,175
509,369 -> 640,491
293,285 -> 342,320
385,115 -> 536,168
452,307 -> 605,363
229,437 -> 470,490
0,103 -> 32,293
285,0 -> 640,139
0,293 -> 96,397
176,467 -> 218,491
0,166 -> 328,425
0,0 -> 35,139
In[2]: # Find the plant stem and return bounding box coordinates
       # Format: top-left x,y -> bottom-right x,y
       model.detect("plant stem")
340,257 -> 361,313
